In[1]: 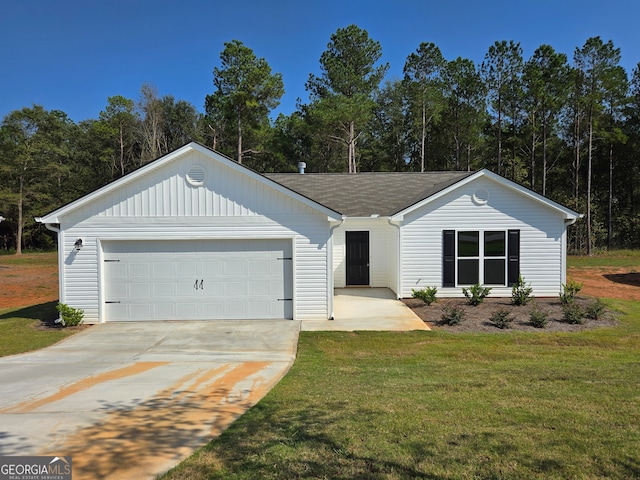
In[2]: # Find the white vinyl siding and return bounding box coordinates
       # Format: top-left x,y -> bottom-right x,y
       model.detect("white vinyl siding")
69,151 -> 316,220
57,149 -> 331,323
400,176 -> 566,298
332,219 -> 395,289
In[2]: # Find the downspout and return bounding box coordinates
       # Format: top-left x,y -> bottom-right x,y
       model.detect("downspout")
561,215 -> 582,291
37,219 -> 64,304
328,216 -> 346,320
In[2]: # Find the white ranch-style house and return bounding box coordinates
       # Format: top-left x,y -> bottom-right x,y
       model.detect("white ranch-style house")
36,142 -> 580,324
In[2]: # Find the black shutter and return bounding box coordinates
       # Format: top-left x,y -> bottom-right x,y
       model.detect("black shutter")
507,229 -> 520,287
443,230 -> 455,287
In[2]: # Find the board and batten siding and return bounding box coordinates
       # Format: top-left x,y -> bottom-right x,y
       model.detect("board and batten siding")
58,150 -> 331,322
400,176 -> 568,298
332,219 -> 395,290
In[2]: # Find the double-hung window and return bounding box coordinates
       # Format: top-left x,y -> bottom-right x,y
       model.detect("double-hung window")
443,229 -> 519,287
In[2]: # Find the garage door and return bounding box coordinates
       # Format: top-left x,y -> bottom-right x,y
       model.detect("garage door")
102,240 -> 293,321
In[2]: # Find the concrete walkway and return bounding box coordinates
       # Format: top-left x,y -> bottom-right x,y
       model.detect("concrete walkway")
0,320 -> 299,480
301,288 -> 430,331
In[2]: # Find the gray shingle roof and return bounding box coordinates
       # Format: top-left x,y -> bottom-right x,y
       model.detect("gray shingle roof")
264,171 -> 474,217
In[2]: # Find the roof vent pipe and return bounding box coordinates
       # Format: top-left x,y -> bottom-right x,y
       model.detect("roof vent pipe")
298,162 -> 306,174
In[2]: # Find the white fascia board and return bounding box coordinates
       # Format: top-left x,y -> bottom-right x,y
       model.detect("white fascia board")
390,169 -> 582,221
36,142 -> 341,224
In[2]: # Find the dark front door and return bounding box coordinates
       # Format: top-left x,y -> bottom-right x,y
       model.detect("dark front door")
346,231 -> 370,286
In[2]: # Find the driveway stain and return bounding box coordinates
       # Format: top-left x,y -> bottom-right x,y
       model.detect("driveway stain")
0,362 -> 168,414
39,361 -> 273,480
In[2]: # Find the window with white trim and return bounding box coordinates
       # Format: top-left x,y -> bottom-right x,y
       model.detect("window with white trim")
443,229 -> 519,287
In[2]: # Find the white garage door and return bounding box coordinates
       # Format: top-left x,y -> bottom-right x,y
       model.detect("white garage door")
102,239 -> 293,321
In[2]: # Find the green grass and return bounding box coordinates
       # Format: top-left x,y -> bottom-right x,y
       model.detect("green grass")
0,252 -> 67,356
0,302 -> 75,356
0,251 -> 57,266
2,251 -> 640,477
162,253 -> 640,480
568,250 -> 640,269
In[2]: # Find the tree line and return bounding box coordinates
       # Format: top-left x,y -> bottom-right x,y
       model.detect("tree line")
1,25 -> 639,254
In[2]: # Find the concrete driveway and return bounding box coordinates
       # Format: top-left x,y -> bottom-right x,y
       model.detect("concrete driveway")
0,320 -> 299,480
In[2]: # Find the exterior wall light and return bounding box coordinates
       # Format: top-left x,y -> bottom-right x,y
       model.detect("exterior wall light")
74,238 -> 83,251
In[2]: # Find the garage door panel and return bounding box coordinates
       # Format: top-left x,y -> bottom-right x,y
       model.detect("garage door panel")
177,261 -> 198,277
130,262 -> 150,277
203,260 -> 223,275
130,284 -> 151,299
130,304 -> 151,320
154,262 -> 176,277
224,260 -> 246,275
249,281 -> 269,296
224,302 -> 246,318
202,302 -> 224,317
249,260 -> 269,276
154,283 -> 175,297
154,304 -> 175,319
176,303 -> 198,318
225,281 -> 247,296
103,240 -> 292,321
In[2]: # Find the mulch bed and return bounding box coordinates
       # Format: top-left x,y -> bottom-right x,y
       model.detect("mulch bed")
402,296 -> 618,333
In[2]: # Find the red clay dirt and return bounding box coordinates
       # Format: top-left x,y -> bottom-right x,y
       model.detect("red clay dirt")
0,260 -> 59,310
569,267 -> 640,301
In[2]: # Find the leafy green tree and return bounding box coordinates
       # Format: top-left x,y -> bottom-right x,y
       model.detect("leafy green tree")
403,42 -> 446,172
365,79 -> 409,172
0,106 -> 75,253
481,40 -> 524,176
306,25 -> 388,172
442,57 -> 486,170
206,40 -> 284,164
574,37 -> 624,254
98,95 -> 139,176
599,66 -> 628,248
618,62 -> 640,247
523,45 -> 569,194
160,96 -> 201,152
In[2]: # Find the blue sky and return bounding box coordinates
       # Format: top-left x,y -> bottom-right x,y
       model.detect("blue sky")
2,0 -> 639,123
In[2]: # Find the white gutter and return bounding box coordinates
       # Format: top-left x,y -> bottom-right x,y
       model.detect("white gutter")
36,218 -> 63,304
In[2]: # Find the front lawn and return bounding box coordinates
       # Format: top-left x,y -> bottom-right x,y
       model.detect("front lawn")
0,302 -> 76,356
161,252 -> 640,479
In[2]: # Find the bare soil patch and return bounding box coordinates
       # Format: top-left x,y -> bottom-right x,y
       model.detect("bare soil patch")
0,262 -> 58,310
570,266 -> 640,301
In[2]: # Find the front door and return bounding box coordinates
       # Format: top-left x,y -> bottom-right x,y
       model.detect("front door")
346,231 -> 370,286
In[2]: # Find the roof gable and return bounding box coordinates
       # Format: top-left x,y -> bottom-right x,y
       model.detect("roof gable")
36,143 -> 341,223
390,169 -> 581,221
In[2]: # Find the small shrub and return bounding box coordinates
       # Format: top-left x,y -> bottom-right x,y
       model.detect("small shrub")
56,303 -> 84,327
490,308 -> 514,329
560,280 -> 583,305
462,283 -> 492,306
511,274 -> 534,306
441,304 -> 466,326
411,286 -> 438,305
585,298 -> 607,320
562,301 -> 585,325
529,304 -> 549,328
